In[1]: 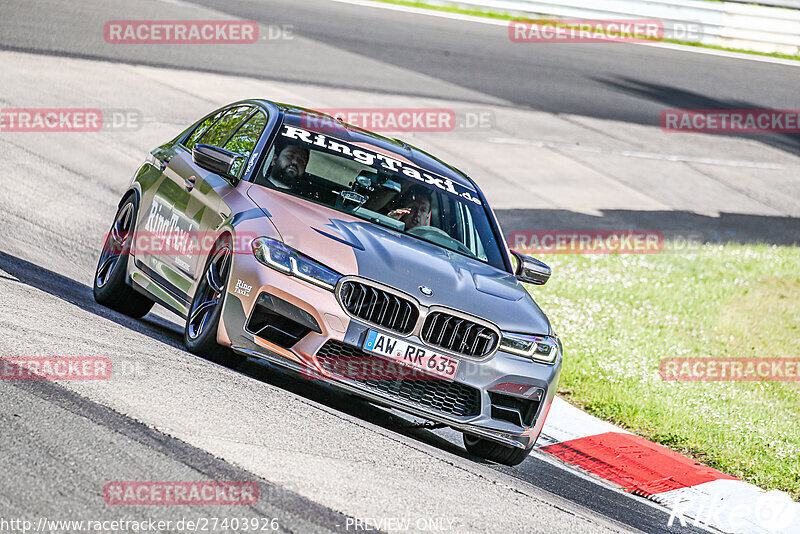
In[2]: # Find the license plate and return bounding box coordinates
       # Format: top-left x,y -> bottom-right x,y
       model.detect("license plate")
363,330 -> 459,380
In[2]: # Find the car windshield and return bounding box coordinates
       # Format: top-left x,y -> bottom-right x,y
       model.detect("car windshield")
253,122 -> 506,270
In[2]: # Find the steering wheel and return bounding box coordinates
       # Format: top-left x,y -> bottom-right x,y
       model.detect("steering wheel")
408,226 -> 473,256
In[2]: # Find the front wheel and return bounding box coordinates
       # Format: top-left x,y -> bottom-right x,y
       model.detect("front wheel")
463,433 -> 532,466
184,240 -> 243,367
93,197 -> 154,318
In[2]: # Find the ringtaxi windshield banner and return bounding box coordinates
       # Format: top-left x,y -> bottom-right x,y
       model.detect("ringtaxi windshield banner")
279,124 -> 483,205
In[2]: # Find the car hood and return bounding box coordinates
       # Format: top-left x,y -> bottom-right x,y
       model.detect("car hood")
247,185 -> 552,335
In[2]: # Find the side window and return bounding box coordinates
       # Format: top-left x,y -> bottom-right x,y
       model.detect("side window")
461,203 -> 486,260
440,197 -> 463,242
224,111 -> 268,177
254,145 -> 276,186
461,204 -> 494,261
198,106 -> 252,148
184,109 -> 226,150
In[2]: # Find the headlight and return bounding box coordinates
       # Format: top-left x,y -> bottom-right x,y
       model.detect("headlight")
499,333 -> 560,364
252,237 -> 341,290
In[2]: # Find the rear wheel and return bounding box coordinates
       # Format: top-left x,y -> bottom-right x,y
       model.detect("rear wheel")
93,197 -> 154,318
463,433 -> 532,466
184,239 -> 243,367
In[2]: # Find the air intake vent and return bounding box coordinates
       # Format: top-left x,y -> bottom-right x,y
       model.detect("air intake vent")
421,312 -> 498,358
489,392 -> 542,428
246,293 -> 320,348
338,280 -> 418,335
316,340 -> 481,417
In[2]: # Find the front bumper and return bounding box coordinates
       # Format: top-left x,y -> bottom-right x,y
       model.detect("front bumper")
220,251 -> 561,450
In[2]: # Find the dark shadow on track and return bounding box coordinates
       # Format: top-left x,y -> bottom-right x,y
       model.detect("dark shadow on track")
0,250 -> 186,349
594,76 -> 800,156
236,358 -> 474,458
0,44 -> 497,109
496,209 -> 800,246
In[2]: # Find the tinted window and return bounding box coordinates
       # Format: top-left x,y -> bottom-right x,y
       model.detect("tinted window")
224,111 -> 268,177
198,106 -> 252,148
185,109 -> 226,150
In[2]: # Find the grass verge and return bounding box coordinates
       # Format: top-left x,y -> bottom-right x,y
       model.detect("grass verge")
527,243 -> 800,499
369,0 -> 800,62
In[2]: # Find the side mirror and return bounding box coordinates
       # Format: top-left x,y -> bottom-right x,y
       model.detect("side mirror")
192,144 -> 245,184
510,250 -> 551,286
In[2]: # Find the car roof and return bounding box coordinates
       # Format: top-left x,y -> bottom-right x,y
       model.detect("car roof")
248,99 -> 480,192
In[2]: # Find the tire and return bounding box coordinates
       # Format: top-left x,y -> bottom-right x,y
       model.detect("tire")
463,433 -> 532,466
93,196 -> 155,318
184,238 -> 244,367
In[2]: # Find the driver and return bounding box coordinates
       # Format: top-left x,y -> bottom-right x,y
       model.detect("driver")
267,144 -> 309,190
387,185 -> 432,230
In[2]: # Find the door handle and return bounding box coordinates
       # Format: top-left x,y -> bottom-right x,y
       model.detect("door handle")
147,153 -> 171,171
184,175 -> 196,192
157,155 -> 173,170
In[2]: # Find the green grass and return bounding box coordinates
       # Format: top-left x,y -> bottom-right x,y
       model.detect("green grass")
526,244 -> 800,499
370,0 -> 800,61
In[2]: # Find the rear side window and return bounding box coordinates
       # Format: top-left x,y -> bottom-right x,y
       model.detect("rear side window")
224,111 -> 268,177
184,109 -> 227,150
198,106 -> 253,148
